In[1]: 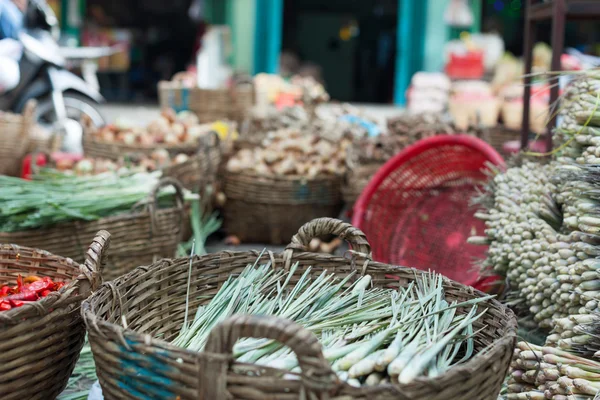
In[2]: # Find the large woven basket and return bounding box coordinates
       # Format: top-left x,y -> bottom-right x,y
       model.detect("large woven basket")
0,178 -> 184,281
0,230 -> 110,399
82,218 -> 516,400
158,82 -> 255,124
0,101 -> 36,176
222,171 -> 343,243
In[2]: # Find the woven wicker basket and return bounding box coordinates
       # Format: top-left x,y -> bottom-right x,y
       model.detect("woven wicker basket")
160,132 -> 221,191
485,125 -> 522,157
82,124 -> 203,162
0,101 -> 36,176
0,178 -> 184,281
342,136 -> 414,206
82,218 -> 516,400
222,172 -> 343,243
158,82 -> 254,124
0,230 -> 110,399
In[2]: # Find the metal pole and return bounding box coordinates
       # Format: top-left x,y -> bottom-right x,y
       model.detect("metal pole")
548,0 -> 566,152
521,0 -> 536,150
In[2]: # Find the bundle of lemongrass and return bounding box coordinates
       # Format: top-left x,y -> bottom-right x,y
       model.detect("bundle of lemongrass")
507,341 -> 600,400
469,162 -> 564,328
174,261 -> 491,386
0,170 -> 185,232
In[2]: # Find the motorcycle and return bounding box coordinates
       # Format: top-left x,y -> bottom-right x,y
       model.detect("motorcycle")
0,0 -> 106,153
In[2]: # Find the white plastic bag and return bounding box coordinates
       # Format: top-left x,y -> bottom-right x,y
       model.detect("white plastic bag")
444,0 -> 474,27
87,381 -> 104,400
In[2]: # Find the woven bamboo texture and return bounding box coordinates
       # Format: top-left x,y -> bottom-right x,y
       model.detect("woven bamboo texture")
0,178 -> 184,281
158,82 -> 255,124
82,218 -> 517,400
222,171 -> 343,243
0,101 -> 36,176
81,117 -> 206,161
485,125 -> 521,157
0,230 -> 110,399
342,136 -> 416,206
161,132 -> 221,191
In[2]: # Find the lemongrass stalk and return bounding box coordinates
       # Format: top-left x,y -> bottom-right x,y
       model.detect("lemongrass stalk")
365,372 -> 384,386
398,307 -> 485,384
337,329 -> 390,371
348,349 -> 386,378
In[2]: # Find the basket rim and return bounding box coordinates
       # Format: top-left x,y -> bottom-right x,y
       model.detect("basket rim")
224,169 -> 344,183
82,249 -> 517,392
352,134 -> 506,227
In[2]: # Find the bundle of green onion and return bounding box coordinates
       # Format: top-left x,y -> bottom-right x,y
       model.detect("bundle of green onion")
174,261 -> 491,386
0,170 -> 180,232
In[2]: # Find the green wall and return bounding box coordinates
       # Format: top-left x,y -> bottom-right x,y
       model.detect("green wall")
230,0 -> 256,73
423,0 -> 482,72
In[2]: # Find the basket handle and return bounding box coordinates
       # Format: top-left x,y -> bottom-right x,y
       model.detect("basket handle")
21,100 -> 36,137
149,176 -> 185,211
283,218 -> 372,270
147,177 -> 186,236
78,230 -> 111,298
200,314 -> 339,399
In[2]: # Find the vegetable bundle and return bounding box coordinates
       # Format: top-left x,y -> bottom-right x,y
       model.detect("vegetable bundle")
0,171 -> 173,232
470,72 -> 600,329
508,314 -> 600,399
174,261 -> 490,387
0,274 -> 65,311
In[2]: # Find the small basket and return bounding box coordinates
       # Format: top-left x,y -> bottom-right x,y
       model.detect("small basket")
0,230 -> 110,399
158,82 -> 255,124
0,101 -> 36,176
0,178 -> 185,281
222,172 -> 342,243
82,218 -> 517,400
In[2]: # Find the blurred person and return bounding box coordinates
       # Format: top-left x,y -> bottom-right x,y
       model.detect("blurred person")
0,0 -> 25,93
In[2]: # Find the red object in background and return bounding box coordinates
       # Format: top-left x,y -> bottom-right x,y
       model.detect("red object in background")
21,153 -> 48,180
352,135 -> 506,293
21,153 -> 83,180
503,140 -> 548,155
445,51 -> 485,80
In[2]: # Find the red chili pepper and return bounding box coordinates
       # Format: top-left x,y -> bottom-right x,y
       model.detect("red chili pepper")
0,286 -> 10,297
16,274 -> 23,292
25,279 -> 54,294
54,282 -> 65,291
40,290 -> 52,297
0,301 -> 11,311
5,290 -> 38,302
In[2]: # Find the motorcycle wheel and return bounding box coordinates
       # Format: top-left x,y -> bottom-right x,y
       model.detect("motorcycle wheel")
34,92 -> 105,153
